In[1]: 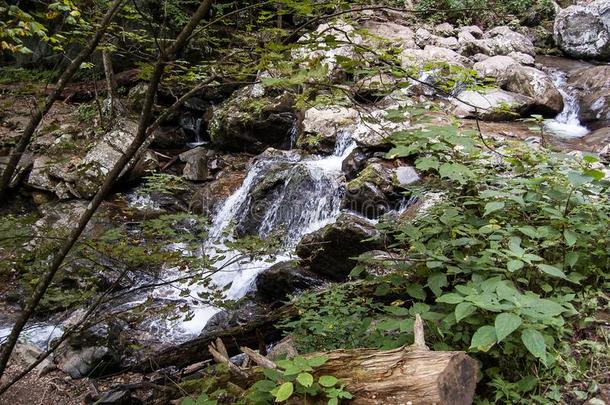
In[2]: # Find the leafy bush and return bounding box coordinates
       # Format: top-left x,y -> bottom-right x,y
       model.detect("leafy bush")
283,112 -> 610,402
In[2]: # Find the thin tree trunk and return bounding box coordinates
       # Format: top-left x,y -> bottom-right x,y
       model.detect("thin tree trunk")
102,49 -> 123,118
0,0 -> 126,197
0,0 -> 215,381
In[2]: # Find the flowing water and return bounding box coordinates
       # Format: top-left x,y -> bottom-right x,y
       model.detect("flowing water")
150,132 -> 357,340
544,69 -> 590,139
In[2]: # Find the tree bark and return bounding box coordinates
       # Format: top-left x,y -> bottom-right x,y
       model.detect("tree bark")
312,347 -> 477,405
0,0 -> 215,382
0,0 -> 126,197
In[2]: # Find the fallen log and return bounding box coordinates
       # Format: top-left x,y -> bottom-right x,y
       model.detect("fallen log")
196,315 -> 477,405
312,346 -> 477,404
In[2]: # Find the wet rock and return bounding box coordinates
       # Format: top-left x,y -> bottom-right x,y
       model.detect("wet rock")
190,169 -> 246,217
255,261 -> 325,303
342,148 -> 370,180
569,65 -> 610,129
151,126 -> 190,149
343,160 -> 418,218
75,120 -> 139,198
504,66 -> 564,115
452,88 -> 532,121
200,301 -> 268,337
56,345 -> 119,378
208,87 -> 297,153
554,0 -> 610,60
296,213 -> 386,280
127,150 -> 159,183
460,26 -> 535,57
300,106 -> 359,154
179,147 -> 209,181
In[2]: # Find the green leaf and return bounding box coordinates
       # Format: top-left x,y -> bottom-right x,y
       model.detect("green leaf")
328,398 -> 338,405
470,325 -> 497,352
406,284 -> 427,300
563,230 -> 577,247
253,380 -> 277,392
495,313 -> 522,342
537,264 -> 567,279
319,375 -> 339,387
455,302 -> 476,322
507,259 -> 524,272
415,156 -> 440,171
427,272 -> 448,296
521,329 -> 547,363
274,382 -> 294,402
437,293 -> 464,304
296,372 -> 314,388
483,201 -> 505,217
565,252 -> 579,268
307,356 -> 328,367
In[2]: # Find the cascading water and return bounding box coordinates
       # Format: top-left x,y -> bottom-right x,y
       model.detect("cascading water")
544,69 -> 590,139
148,131 -> 357,341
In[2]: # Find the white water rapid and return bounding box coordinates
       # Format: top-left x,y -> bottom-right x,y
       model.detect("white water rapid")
147,131 -> 357,341
544,69 -> 590,139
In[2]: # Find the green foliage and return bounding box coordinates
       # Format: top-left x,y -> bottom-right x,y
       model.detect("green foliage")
248,356 -> 352,404
181,393 -> 217,405
415,0 -> 554,25
284,117 -> 610,402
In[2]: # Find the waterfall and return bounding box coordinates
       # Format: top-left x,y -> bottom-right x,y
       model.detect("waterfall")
152,132 -> 356,341
544,69 -> 589,139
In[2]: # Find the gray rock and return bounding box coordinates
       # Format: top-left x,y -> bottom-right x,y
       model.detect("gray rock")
89,389 -> 132,405
460,26 -> 535,57
452,88 -> 532,120
179,147 -> 209,181
504,66 -> 564,115
554,0 -> 610,60
57,345 -> 117,378
361,21 -> 417,50
127,83 -> 149,112
75,120 -> 139,198
300,106 -> 359,154
569,65 -> 610,129
255,261 -> 325,302
434,22 -> 456,37
473,55 -> 519,81
208,87 -> 297,153
296,213 -> 386,280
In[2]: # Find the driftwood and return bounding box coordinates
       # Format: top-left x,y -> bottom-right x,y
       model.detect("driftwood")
205,315 -> 477,405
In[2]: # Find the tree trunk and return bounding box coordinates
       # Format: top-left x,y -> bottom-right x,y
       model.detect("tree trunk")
313,346 -> 477,405
0,0 -> 215,381
0,0 -> 126,197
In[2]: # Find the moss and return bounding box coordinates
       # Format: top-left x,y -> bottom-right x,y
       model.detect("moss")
347,164 -> 384,190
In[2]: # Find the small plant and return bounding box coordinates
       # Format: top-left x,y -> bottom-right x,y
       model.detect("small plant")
181,393 -> 217,405
248,356 -> 352,405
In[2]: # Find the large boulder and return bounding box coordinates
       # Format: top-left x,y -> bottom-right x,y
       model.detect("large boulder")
569,65 -> 610,129
255,261 -> 325,303
343,160 -> 420,219
503,66 -> 564,115
360,21 -> 417,50
75,120 -> 143,198
473,55 -> 519,81
295,213 -> 386,280
452,89 -> 533,120
554,0 -> 610,60
459,26 -> 536,57
208,87 -> 298,153
401,45 -> 471,68
299,106 -> 359,154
